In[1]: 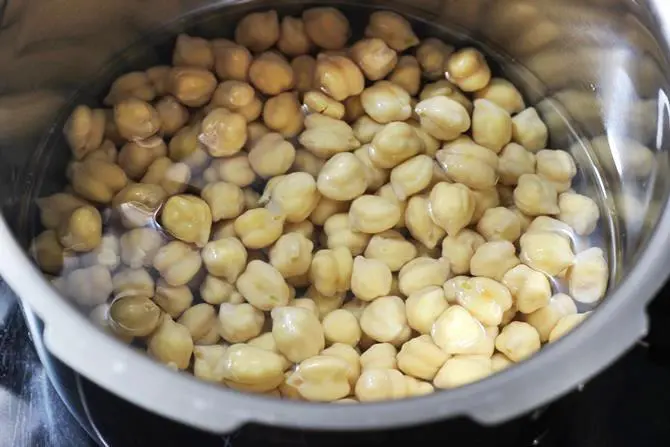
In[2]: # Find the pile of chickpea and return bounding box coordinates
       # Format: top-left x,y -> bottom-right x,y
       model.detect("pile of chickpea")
30,7 -> 609,403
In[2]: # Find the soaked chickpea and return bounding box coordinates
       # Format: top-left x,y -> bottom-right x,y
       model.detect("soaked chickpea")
167,67 -> 217,108
472,99 -> 513,153
201,182 -> 244,222
398,257 -> 450,296
360,296 -> 408,344
352,115 -> 384,144
248,132 -> 296,178
249,52 -> 294,96
431,305 -> 486,355
416,38 -> 454,80
474,78 -> 525,115
176,303 -> 218,342
419,80 -> 473,114
321,343 -> 361,386
415,96 -> 471,141
31,230 -> 66,274
57,205 -> 102,253
143,158 -> 191,196
64,105 -> 106,160
351,256 -> 392,301
441,230 -> 484,274
429,182 -> 475,237
435,140 -> 498,191
263,92 -> 303,138
344,95 -> 365,122
293,149 -> 326,178
323,213 -> 371,256
105,72 -> 157,106
303,91 -> 345,119
476,207 -> 522,242
200,275 -> 243,305
288,355 -> 351,402
160,195 -> 211,247
535,150 -> 577,193
502,264 -> 551,314
235,10 -> 279,52
350,38 -> 398,81
365,11 -> 419,52
520,231 -> 575,277
512,107 -> 548,152
119,228 -> 163,269
218,303 -> 265,343
302,7 -> 350,50
112,267 -> 154,298
269,232 -> 314,278
514,174 -> 560,216
364,230 -> 417,272
113,98 -> 161,141
388,55 -> 421,96
317,152 -> 368,201
322,309 -> 362,346
221,344 -> 285,392
310,198 -> 349,226
153,241 -> 202,287
314,54 -> 365,101
470,240 -> 520,281
291,55 -> 317,93
434,355 -> 492,389
299,114 -> 360,158
145,66 -> 171,97
267,172 -> 321,223
305,287 -> 346,319
361,81 -> 413,124
272,306 -> 325,362
548,313 -> 589,343
405,194 -> 446,249
498,143 -> 536,186
369,122 -> 423,169
212,40 -> 252,81
201,237 -> 248,283
349,195 -> 402,234
237,260 -> 291,310
355,368 -> 408,401
151,280 -> 192,319
568,247 -> 608,304
353,146 -> 389,192
495,322 -> 541,362
118,137 -> 167,181
360,343 -> 397,370
397,335 -> 448,381
70,158 -> 128,204
405,286 -> 448,335
147,316 -> 194,370
277,16 -> 312,57
558,192 -> 600,236
199,108 -> 247,157
309,247 -> 353,297
193,345 -> 227,382
172,34 -> 214,69
376,184 -> 408,230
36,193 -> 88,230
445,48 -> 491,92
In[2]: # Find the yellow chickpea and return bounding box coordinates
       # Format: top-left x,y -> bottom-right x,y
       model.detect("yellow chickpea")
235,10 -> 280,52
405,286 -> 448,334
220,344 -> 285,392
287,355 -> 351,402
512,107 -> 548,152
405,194 -> 446,249
57,205 -> 102,253
201,236 -> 248,283
364,11 -> 419,52
434,355 -> 492,389
70,158 -> 128,204
416,38 -> 454,80
154,96 -> 189,137
272,306 -> 325,362
63,105 -> 106,160
429,182 -> 475,237
397,335 -> 448,381
146,66 -> 171,97
495,321 -> 541,362
113,98 -> 161,141
141,157 -> 191,196
200,182 -> 244,222
360,295 -> 410,346
360,81 -> 412,124
388,55 -> 421,96
476,207 -> 522,242
519,231 -> 575,276
31,230 -> 66,274
153,279 -> 193,318
304,286 -> 346,319
314,53 -> 365,102
352,115 -> 384,144
104,72 -> 157,106
302,7 -> 350,50
535,150 -> 577,193
474,78 -> 526,114
172,34 -> 214,69
117,137 -> 166,180
445,48 -> 492,92
389,154 -> 433,201
147,316 -> 194,370
349,195 -> 402,234
36,193 -> 88,230
299,113 -> 360,158
310,198 -> 349,225
398,257 -> 451,296
472,99 -> 513,153
249,52 -> 294,96
263,92 -> 304,138
237,260 -> 291,310
350,38 -> 398,81
212,40 -> 252,81
248,132 -> 296,178
160,194 -> 212,247
323,213 -> 370,256
514,174 -> 560,216
168,67 -> 217,108
277,16 -> 313,56
152,241 -> 202,287
268,172 -> 322,223
351,256 -> 393,301
291,149 -> 324,178
431,305 -> 486,355
291,55 -> 317,93
364,230 -> 417,272
218,303 -> 265,343
199,108 -> 247,157
369,121 -> 423,169
269,232 -> 314,278
317,152 -> 368,201
234,208 -> 285,249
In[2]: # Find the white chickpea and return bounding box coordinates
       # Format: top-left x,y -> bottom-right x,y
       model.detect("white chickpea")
349,195 -> 401,234
220,344 -> 286,392
63,265 -> 113,307
397,335 -> 449,381
314,54 -> 365,101
350,38 -> 398,81
502,264 -> 551,314
360,343 -> 397,370
476,207 -> 522,243
414,96 -> 471,141
512,107 -> 548,152
364,11 -> 419,52
350,256 -> 393,301
433,355 -> 492,389
406,121 -> 440,158
303,91 -> 345,119
431,305 -> 486,355
248,132 -> 296,178
526,293 -> 578,341
471,99 -> 513,153
323,213 -> 370,256
302,7 -> 350,50
470,240 -> 520,281
309,247 -> 353,297
268,173 -> 321,223
419,80 -> 473,114
176,303 -> 218,343
388,55 -> 421,96
160,194 -> 212,247
474,78 -> 526,114
298,114 -> 360,158
201,237 -> 248,283
514,174 -> 560,216
442,276 -> 470,304
355,368 -> 409,401
236,260 -> 291,311
369,121 -> 422,169
154,280 -> 193,317
558,192 -> 600,236
435,141 -> 498,191
193,345 -> 227,382
495,321 -> 541,362
491,352 -> 513,372
321,343 -> 361,386
249,52 -> 294,96
317,152 -> 368,201
390,155 -> 433,201
441,230 -> 485,275
445,48 -> 491,92
234,208 -> 284,249
152,241 -> 202,287
269,232 -> 314,278
364,230 -> 417,272
416,38 -> 454,80
360,81 -> 412,124
277,16 -> 313,57
376,183 -> 408,230
147,316 -> 194,370
305,286 -> 347,319
535,150 -> 577,193
567,247 -> 608,304
519,231 -> 575,276
398,257 -> 451,296
235,10 -> 280,52
429,182 -> 475,237
352,115 -> 384,144
350,147 -> 387,193
200,275 -> 243,305
405,286 -> 449,335
199,182 -> 244,222
549,313 -> 590,343
322,309 -> 362,346
270,306 -> 325,363
263,92 -> 304,138
212,40 -> 252,81
112,268 -> 154,298
311,198 -> 349,225
360,296 -> 408,343
405,194 -> 446,249
454,277 -> 513,326
498,143 -> 536,186
288,355 -> 351,402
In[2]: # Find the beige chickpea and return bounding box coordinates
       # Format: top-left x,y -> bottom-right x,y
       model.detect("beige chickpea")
317,152 -> 368,201
471,99 -> 513,153
388,55 -> 421,96
323,213 -> 370,256
276,16 -> 312,57
514,174 -> 560,216
520,231 -> 575,276
119,228 -> 163,269
364,230 -> 417,272
235,10 -> 279,52
321,343 -> 361,386
104,72 -> 156,106
293,149 -> 326,178
415,96 -> 471,141
405,286 -> 449,335
201,237 -> 248,283
236,260 -> 291,311
491,352 -> 513,372
248,132 -> 296,178
454,277 -> 513,326
234,207 -> 284,249
263,92 -> 304,138
445,48 -> 492,92
408,119 -> 441,157
535,150 -> 577,193
153,241 -> 202,287
428,182 -> 475,237
355,368 -> 408,401
365,11 -> 419,51
291,55 -> 316,93
217,302 -> 264,343
495,321 -> 541,362
172,34 -> 214,69
558,192 -> 600,236
323,309 -> 362,346
436,140 -> 498,190
200,182 -> 244,222
271,306 -> 325,362
193,345 -> 227,382
160,194 -> 211,247
360,343 -> 397,370
502,264 -> 551,314
211,220 -> 238,241
56,205 -> 102,253
341,299 -> 368,321
302,7 -> 350,50
168,67 -> 217,108
212,40 -> 252,81
353,115 -> 384,144
153,280 -> 193,318
549,313 -> 589,343
145,158 -> 191,196
298,114 -> 360,158
309,247 -> 353,297
441,230 -> 485,275
287,355 -> 351,402
268,173 -> 321,223
118,137 -> 167,180
567,247 -> 608,304
389,154 -> 433,201
360,295 -> 408,343
369,121 -> 423,169
431,305 -> 486,355
433,355 -> 492,389
36,192 -> 88,230
305,286 -> 346,319
376,183 -> 408,230
70,158 -> 128,204
349,195 -> 401,234
351,256 -> 393,301
526,293 -> 578,342
405,194 -> 446,249
31,231 -> 67,275
527,215 -> 576,237
303,91 -> 345,119
470,240 -> 520,281
416,38 -> 454,80
314,54 -> 365,101
199,108 -> 247,157
211,80 -> 255,111
498,143 -> 536,186
220,344 -> 285,392
112,268 -> 154,298
113,98 -> 161,141
512,107 -> 548,152
167,123 -> 199,162
419,80 -> 473,114
397,335 -> 448,381
147,316 -> 194,370
269,232 -> 314,278
350,38 -> 398,81
249,52 -> 294,96
310,198 -> 349,226
474,78 -> 525,115
398,257 -> 451,297
200,274 -> 243,305
476,207 -> 522,243
145,66 -> 171,97
344,95 -> 365,122
63,105 -> 106,160
351,146 -> 388,193
177,303 -> 217,342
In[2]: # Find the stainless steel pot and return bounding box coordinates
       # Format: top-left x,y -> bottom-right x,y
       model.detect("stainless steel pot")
1,0 -> 670,433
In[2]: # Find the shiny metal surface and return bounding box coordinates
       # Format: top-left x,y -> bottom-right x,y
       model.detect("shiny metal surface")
0,0 -> 670,433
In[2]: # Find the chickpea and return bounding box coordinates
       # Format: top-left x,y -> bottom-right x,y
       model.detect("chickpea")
201,274 -> 243,305
220,344 -> 285,392
176,303 -> 217,343
398,257 -> 451,297
291,55 -> 316,93
397,335 -> 448,381
476,207 -> 522,243
314,53 -> 365,101
433,355 -> 492,389
236,260 -> 290,310
213,40 -> 252,81
248,52 -> 294,96
172,34 -> 214,69
498,143 -> 536,186
535,150 -> 577,193
514,174 -> 560,216
431,305 -> 486,355
453,277 -> 512,327
350,38 -> 398,81
199,108 -> 247,157
160,195 -> 211,247
441,230 -> 485,275
502,264 -> 551,314
269,232 -> 314,278
350,146 -> 388,193
310,198 -> 349,226
234,10 -> 279,52
288,355 -> 351,402
351,256 -> 393,301
415,96 -> 471,141
268,173 -> 321,223
344,95 -> 365,122
70,158 -> 128,204
113,98 -> 161,141
419,80 -> 473,114
387,154 -> 433,201
495,321 -> 541,362
428,182 -> 475,237
360,343 -> 397,370
147,316 -> 194,370
474,78 -> 525,115
509,107 -> 548,152
360,81 -> 413,124
36,192 -> 88,230
352,115 -> 384,144
200,182 -> 244,222
112,268 -> 154,298
303,91 -> 345,119
152,241 -> 202,287
293,149 -> 325,178
201,236 -> 248,282
234,207 -> 285,249
31,230 -> 66,274
369,121 -> 423,169
471,99 -> 512,153
153,279 -> 193,318
323,213 -> 370,256
167,123 -> 200,162
299,113 -> 360,158
520,231 -> 575,276
193,345 -> 227,382
168,67 -> 217,108
365,11 -> 419,52
302,7 -> 350,50
211,80 -> 255,111
527,215 -> 575,237
322,309 -> 362,346
309,247 -> 353,297
145,66 -> 171,97
376,183 -> 408,230
355,368 -> 413,401
270,306 -> 325,362
64,105 -> 106,160
568,247 -> 608,304
317,152 -> 368,201
248,132 -> 296,178
360,295 -> 408,343
60,264 -> 112,307
549,313 -> 589,343
119,228 -> 164,269
349,195 -> 402,234
142,158 -> 191,196
104,72 -> 156,106
215,302 -> 263,343
319,343 -> 360,386
470,240 -> 520,281
558,192 -> 600,236
405,194 -> 446,249
117,138 -> 166,181
416,38 -> 454,80
263,92 -> 304,138
56,205 -> 102,253
405,286 -> 449,335
388,55 -> 421,96
362,231 -> 415,272
276,16 -> 312,57
526,293 -> 578,342
445,48 -> 491,92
